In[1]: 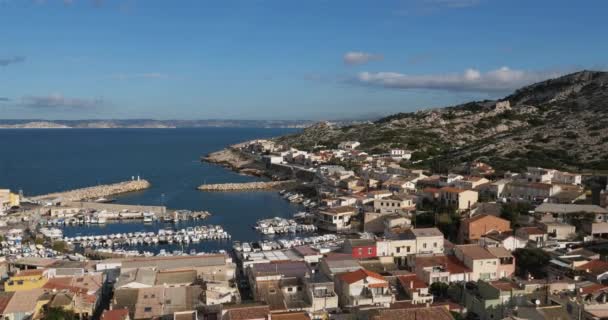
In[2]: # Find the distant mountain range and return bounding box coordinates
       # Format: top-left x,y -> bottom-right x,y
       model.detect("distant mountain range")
0,119 -> 323,129
276,70 -> 608,173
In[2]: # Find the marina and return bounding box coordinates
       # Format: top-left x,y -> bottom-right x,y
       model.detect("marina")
63,225 -> 231,249
41,208 -> 211,226
254,216 -> 317,235
233,234 -> 343,253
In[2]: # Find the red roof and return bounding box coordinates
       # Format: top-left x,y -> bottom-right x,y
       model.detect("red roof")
489,280 -> 519,291
580,283 -> 608,295
397,274 -> 427,290
43,278 -> 88,295
339,269 -> 386,284
414,255 -> 471,274
0,293 -> 14,314
16,269 -> 44,276
576,260 -> 608,275
101,309 -> 130,320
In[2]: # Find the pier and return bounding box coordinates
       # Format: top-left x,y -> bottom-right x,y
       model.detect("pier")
197,179 -> 296,191
31,179 -> 151,202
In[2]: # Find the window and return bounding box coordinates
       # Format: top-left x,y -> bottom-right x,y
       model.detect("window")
297,286 -> 302,291
144,307 -> 152,312
396,247 -> 401,253
288,287 -> 293,292
433,242 -> 437,248
368,248 -> 373,254
423,243 -> 427,249
406,246 -> 411,253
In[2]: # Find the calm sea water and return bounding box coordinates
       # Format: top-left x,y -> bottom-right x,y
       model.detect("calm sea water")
0,128 -> 301,253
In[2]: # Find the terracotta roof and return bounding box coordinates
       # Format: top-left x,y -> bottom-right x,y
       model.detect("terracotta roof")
225,304 -> 270,320
101,308 -> 130,320
455,244 -> 496,260
397,274 -> 427,290
414,255 -> 471,274
3,289 -> 44,314
271,312 -> 310,320
580,283 -> 608,295
338,268 -> 386,284
489,280 -> 519,291
576,260 -> 608,276
16,269 -> 44,276
423,187 -> 440,193
0,293 -> 14,314
466,214 -> 509,224
372,305 -> 455,320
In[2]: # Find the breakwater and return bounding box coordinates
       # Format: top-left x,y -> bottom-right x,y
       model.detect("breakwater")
31,179 -> 151,202
197,180 -> 296,191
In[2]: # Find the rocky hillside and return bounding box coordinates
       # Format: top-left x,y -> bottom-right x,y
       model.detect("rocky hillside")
276,70 -> 608,173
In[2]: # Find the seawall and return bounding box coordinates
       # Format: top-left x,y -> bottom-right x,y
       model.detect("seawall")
31,179 -> 151,202
197,180 -> 296,191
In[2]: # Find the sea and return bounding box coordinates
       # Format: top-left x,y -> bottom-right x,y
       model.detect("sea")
0,128 -> 302,253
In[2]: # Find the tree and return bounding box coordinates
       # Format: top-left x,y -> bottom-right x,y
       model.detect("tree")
500,202 -> 532,227
430,282 -> 449,298
513,248 -> 550,278
52,240 -> 67,253
44,307 -> 77,320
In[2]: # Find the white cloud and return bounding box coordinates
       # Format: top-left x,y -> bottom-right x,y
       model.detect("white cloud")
343,51 -> 383,66
20,93 -> 104,109
354,67 -> 563,93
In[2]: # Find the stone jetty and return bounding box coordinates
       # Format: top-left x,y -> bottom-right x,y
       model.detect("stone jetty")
31,179 -> 151,202
197,180 -> 296,191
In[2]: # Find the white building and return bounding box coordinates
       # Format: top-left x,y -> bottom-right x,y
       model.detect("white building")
389,149 -> 412,160
338,141 -> 361,150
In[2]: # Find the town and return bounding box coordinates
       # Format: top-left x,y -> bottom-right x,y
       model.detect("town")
1,135 -> 608,320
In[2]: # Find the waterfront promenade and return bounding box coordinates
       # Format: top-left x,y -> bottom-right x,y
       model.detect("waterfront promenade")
31,179 -> 151,202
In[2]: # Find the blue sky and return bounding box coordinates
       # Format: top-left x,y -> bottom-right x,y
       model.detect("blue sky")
0,0 -> 606,120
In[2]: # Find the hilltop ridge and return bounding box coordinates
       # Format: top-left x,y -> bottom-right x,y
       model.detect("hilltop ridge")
276,70 -> 608,172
